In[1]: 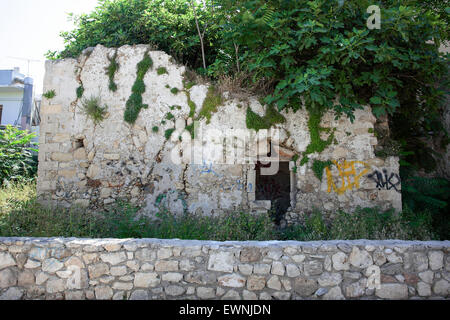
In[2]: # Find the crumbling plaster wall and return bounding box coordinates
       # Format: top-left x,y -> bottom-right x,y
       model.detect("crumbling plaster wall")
37,44 -> 401,221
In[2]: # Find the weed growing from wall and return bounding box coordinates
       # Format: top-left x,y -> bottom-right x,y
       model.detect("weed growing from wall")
124,52 -> 153,124
106,50 -> 119,92
43,90 -> 56,99
170,87 -> 179,94
81,96 -> 108,125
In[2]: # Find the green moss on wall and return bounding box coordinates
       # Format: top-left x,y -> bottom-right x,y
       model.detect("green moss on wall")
157,67 -> 168,75
106,50 -> 119,92
300,108 -> 336,164
312,160 -> 334,181
198,86 -> 223,124
76,86 -> 84,99
164,128 -> 175,140
246,105 -> 286,132
124,52 -> 153,124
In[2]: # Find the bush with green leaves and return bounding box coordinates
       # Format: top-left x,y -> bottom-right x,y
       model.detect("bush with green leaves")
0,125 -> 38,186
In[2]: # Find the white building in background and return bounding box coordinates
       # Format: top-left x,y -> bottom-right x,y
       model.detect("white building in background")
0,67 -> 40,141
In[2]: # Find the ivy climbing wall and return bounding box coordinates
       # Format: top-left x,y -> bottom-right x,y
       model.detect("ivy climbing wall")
37,44 -> 401,223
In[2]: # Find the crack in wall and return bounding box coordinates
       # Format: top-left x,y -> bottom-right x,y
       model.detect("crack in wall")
71,48 -> 93,121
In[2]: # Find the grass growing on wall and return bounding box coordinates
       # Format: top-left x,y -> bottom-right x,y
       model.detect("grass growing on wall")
43,90 -> 56,99
81,96 -> 108,125
124,51 -> 153,124
0,182 -> 444,240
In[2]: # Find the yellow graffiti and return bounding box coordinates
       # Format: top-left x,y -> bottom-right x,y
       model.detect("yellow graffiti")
326,160 -> 370,195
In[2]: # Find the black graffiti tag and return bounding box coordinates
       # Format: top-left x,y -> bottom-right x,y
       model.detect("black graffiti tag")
367,169 -> 401,192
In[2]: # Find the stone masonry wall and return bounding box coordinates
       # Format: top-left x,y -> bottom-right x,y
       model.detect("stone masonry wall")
0,238 -> 448,300
37,44 -> 402,221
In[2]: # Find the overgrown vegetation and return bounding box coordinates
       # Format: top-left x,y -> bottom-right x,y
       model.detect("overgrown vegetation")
246,104 -> 285,132
401,174 -> 450,239
124,51 -> 153,124
48,0 -> 449,173
43,90 -> 56,99
106,50 -> 119,92
0,126 -> 38,186
280,207 -> 438,241
1,182 -> 447,240
81,96 -> 108,125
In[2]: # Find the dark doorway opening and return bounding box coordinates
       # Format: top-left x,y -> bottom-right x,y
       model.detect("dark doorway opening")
255,161 -> 291,224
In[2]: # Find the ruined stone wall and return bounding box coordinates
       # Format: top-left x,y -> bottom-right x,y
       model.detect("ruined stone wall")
0,237 -> 448,300
37,44 -> 402,220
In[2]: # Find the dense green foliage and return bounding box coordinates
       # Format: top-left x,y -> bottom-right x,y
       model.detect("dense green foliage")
81,96 -> 109,124
53,0 -> 217,70
401,174 -> 450,239
124,51 -> 153,123
0,126 -> 38,186
1,182 -> 444,240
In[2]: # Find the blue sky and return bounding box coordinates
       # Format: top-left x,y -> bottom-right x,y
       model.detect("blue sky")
0,0 -> 99,94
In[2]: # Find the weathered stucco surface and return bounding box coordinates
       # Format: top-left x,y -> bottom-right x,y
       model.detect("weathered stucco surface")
37,44 -> 402,222
0,237 -> 448,300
